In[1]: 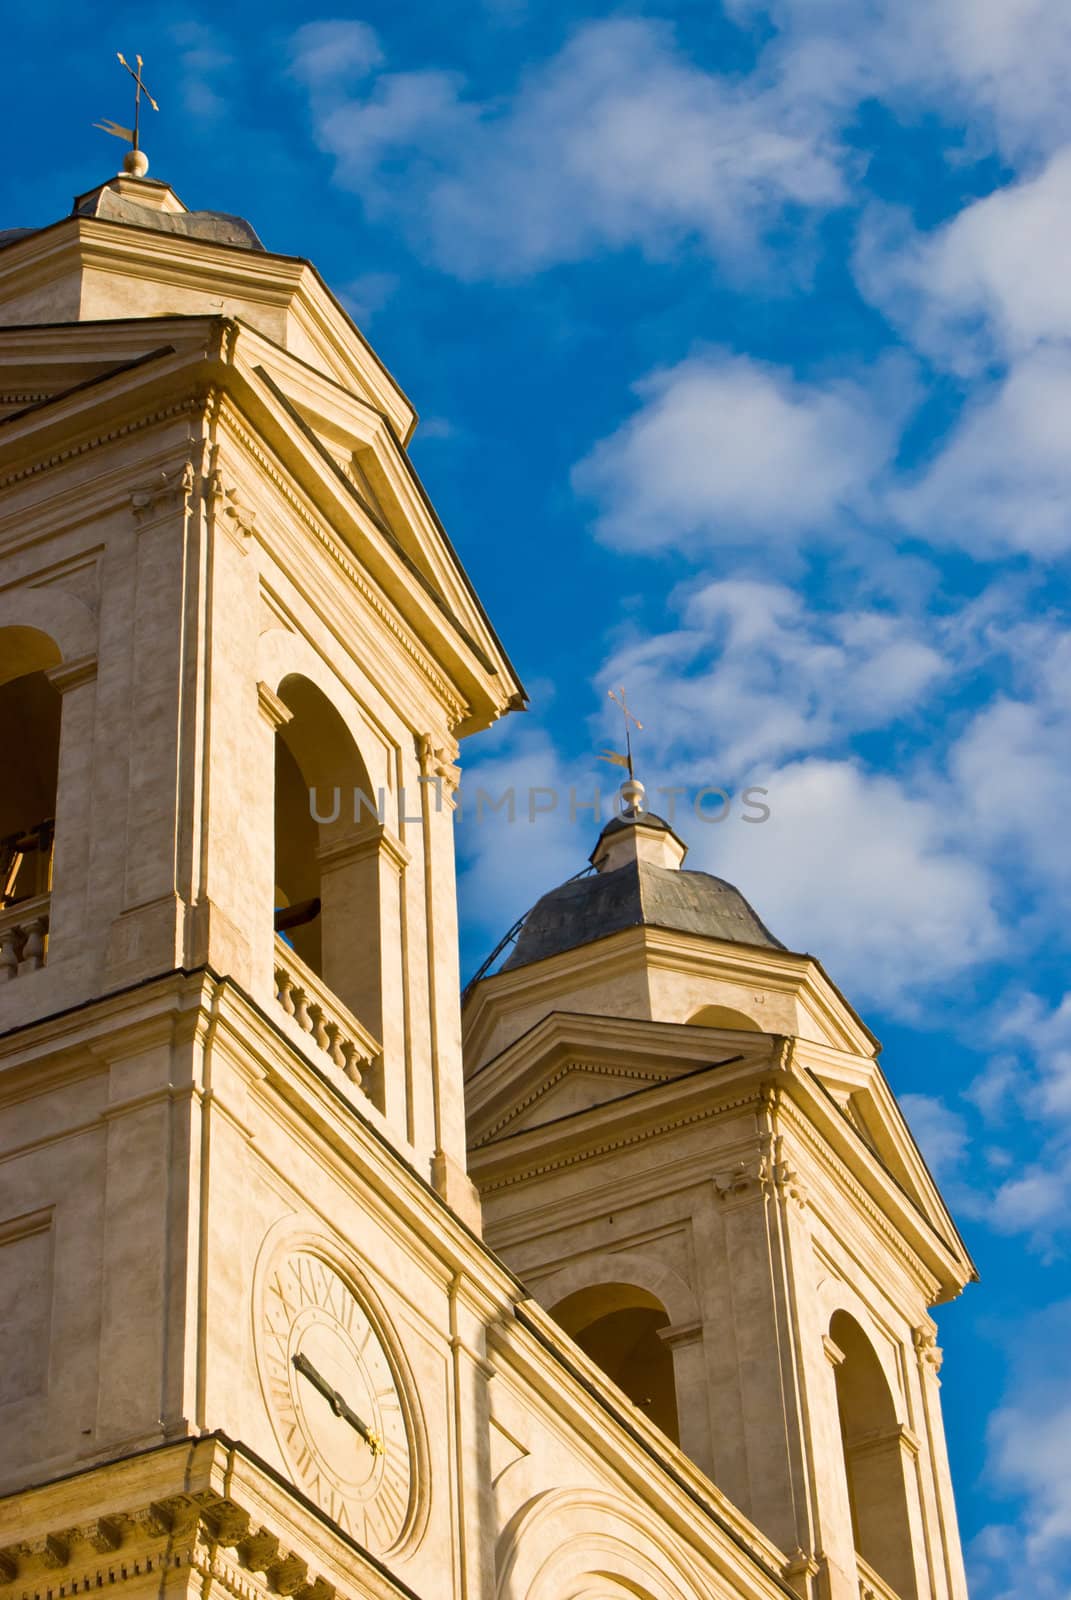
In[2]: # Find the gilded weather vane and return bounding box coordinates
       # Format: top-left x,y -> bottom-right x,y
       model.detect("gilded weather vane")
599,686 -> 644,781
95,52 -> 159,177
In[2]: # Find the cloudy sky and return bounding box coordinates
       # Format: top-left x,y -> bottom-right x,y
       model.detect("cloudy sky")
6,4 -> 1071,1593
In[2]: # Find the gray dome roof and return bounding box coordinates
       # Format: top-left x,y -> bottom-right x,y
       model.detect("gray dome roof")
501,853 -> 784,972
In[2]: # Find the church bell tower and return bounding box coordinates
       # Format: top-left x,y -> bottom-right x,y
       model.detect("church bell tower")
463,795 -> 975,1600
0,163 -> 522,1592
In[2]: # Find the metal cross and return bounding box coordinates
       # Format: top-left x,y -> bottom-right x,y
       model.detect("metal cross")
95,52 -> 159,153
598,686 -> 644,780
292,1350 -> 384,1457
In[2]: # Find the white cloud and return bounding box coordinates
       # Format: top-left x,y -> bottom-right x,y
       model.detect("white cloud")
288,18 -> 849,279
733,0 -> 1071,162
894,350 -> 1071,556
857,149 -> 1071,372
573,354 -> 905,554
978,1301 -> 1071,1596
689,757 -> 1000,1007
597,576 -> 944,771
289,21 -> 384,87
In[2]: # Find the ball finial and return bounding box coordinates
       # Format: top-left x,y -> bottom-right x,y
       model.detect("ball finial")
123,147 -> 149,177
619,777 -> 646,815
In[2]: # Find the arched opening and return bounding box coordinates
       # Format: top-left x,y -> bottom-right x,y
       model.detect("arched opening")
272,676 -> 384,1059
0,630 -> 62,966
688,1003 -> 760,1031
552,1283 -> 680,1445
830,1311 -> 917,1599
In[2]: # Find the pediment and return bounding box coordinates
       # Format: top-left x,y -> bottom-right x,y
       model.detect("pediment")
0,315 -> 522,731
797,1042 -> 968,1263
475,1056 -> 688,1146
466,1010 -> 776,1152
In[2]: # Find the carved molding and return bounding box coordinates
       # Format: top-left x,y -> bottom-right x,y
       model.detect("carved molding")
44,654 -> 97,694
822,1334 -> 846,1368
913,1323 -> 944,1377
417,731 -> 461,798
130,460 -> 196,521
208,470 -> 258,545
257,679 -> 294,731
218,408 -> 469,725
0,1488 -> 340,1600
0,397 -> 204,496
476,1089 -> 768,1193
713,1134 -> 808,1210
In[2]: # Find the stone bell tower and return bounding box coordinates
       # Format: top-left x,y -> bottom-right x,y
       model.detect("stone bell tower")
463,797 -> 975,1600
0,164 -> 523,1591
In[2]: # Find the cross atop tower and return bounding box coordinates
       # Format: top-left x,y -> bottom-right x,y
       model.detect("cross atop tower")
94,51 -> 159,176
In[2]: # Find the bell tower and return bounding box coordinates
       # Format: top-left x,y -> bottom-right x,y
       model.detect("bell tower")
0,165 -> 522,1589
464,796 -> 975,1600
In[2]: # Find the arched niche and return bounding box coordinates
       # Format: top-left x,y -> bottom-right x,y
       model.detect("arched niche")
830,1310 -> 917,1600
551,1281 -> 680,1446
0,627 -> 62,913
273,674 -> 384,1064
688,1003 -> 761,1031
496,1488 -> 707,1600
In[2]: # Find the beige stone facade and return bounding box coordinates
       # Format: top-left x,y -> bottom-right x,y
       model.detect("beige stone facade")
0,172 -> 973,1600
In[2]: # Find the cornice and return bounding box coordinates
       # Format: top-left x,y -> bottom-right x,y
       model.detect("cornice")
218,405 -> 469,726
0,1440 -> 414,1600
0,394 -> 203,496
472,1088 -> 767,1194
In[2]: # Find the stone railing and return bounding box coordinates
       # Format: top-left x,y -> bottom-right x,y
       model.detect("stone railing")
273,934 -> 381,1096
0,894 -> 50,981
857,1555 -> 903,1600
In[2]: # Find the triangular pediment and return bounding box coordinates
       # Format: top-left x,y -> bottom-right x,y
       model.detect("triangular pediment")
793,1039 -> 971,1273
0,314 -> 523,733
466,1010 -> 776,1152
476,1055 -> 688,1145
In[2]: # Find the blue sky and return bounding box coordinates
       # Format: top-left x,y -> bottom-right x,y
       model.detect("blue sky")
5,5 -> 1071,1594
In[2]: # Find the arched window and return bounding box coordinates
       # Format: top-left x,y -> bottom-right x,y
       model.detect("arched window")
688,1003 -> 761,1031
0,628 -> 62,974
552,1283 -> 680,1445
272,676 -> 385,1093
830,1311 -> 917,1600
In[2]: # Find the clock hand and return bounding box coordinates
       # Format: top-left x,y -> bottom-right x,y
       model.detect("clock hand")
292,1350 -> 384,1456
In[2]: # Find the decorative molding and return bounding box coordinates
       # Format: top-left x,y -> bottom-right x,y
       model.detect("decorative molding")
417,731 -> 461,798
218,408 -> 469,724
475,1090 -> 767,1193
713,1133 -> 808,1210
657,1319 -> 704,1351
913,1323 -> 944,1377
207,470 -> 258,545
0,1489 -> 343,1600
774,1094 -> 945,1299
44,653 -> 97,694
130,460 -> 195,521
822,1334 -> 846,1368
0,397 -> 204,495
475,1058 -> 675,1146
316,825 -> 410,875
257,680 -> 294,731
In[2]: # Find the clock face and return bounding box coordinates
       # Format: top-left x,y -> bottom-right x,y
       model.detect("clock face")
259,1248 -> 413,1550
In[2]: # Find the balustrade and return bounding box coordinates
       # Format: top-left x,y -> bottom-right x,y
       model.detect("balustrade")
0,894 -> 50,981
273,934 -> 381,1098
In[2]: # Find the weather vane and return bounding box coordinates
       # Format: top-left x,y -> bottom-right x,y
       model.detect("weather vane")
599,686 -> 644,781
95,52 -> 159,177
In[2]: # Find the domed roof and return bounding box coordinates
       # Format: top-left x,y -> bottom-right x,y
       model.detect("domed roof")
501,811 -> 784,973
0,173 -> 264,256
